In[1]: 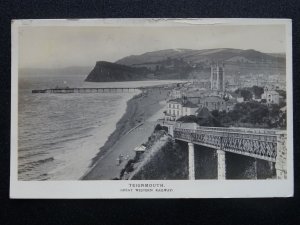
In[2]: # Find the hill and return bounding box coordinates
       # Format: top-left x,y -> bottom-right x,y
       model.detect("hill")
86,48 -> 286,82
116,48 -> 285,66
116,48 -> 286,79
85,61 -> 153,82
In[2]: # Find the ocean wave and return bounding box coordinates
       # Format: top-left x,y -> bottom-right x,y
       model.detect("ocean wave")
29,156 -> 54,165
18,157 -> 55,174
19,133 -> 93,153
18,76 -> 140,180
18,151 -> 48,160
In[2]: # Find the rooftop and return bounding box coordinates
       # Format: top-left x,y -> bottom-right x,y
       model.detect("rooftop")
168,99 -> 199,108
226,98 -> 238,104
182,101 -> 198,108
195,107 -> 212,118
266,90 -> 280,95
167,98 -> 183,104
204,96 -> 225,102
134,145 -> 146,152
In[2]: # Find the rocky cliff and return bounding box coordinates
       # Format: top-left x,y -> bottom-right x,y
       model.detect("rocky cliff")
85,61 -> 152,82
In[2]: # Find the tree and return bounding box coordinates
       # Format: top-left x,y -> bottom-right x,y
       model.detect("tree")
154,124 -> 163,131
252,86 -> 264,99
276,89 -> 286,99
211,110 -> 219,118
176,115 -> 197,123
268,104 -> 280,118
240,89 -> 253,101
249,104 -> 269,123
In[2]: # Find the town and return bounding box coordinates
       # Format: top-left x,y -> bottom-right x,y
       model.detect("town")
117,62 -> 288,181
159,62 -> 287,136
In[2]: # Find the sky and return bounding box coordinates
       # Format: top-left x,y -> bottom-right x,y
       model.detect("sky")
18,24 -> 286,69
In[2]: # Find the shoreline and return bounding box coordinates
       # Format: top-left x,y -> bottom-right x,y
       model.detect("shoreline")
82,88 -> 168,180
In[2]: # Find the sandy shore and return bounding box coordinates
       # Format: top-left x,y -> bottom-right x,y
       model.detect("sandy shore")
82,88 -> 168,180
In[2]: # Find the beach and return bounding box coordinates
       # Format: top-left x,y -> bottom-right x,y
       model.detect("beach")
82,88 -> 169,180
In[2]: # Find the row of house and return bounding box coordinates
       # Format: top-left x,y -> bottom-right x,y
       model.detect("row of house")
166,85 -> 282,119
164,96 -> 237,121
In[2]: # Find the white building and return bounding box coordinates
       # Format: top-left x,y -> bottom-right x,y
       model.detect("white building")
262,87 -> 280,105
237,97 -> 244,103
165,99 -> 182,121
165,99 -> 198,121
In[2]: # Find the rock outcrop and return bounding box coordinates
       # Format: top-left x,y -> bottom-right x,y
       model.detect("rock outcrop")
85,61 -> 151,82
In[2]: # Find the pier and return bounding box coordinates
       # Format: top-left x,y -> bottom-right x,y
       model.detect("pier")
33,87 -> 141,94
31,83 -> 183,94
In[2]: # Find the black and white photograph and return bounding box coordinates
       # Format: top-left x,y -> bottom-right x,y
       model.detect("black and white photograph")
10,19 -> 293,198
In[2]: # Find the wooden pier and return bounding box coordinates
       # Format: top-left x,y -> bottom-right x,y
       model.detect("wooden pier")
32,87 -> 141,94
32,83 -> 183,94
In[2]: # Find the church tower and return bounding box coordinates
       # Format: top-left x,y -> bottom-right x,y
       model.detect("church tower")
210,63 -> 225,91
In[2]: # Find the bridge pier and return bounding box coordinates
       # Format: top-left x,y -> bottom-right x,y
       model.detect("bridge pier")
251,158 -> 258,180
188,143 -> 195,180
269,161 -> 274,171
275,132 -> 287,179
217,149 -> 226,180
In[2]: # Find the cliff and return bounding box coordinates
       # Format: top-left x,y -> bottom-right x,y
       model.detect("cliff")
85,61 -> 151,82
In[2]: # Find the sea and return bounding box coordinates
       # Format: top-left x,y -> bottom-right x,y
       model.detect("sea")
18,74 -> 181,180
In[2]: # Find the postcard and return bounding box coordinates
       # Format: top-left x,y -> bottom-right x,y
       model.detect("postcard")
10,18 -> 293,198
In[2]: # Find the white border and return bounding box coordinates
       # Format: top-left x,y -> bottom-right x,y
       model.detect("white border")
10,19 -> 294,198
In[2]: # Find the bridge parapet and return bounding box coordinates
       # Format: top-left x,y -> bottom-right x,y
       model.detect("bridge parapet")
174,126 -> 286,162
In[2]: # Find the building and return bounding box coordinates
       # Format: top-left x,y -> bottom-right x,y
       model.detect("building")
211,63 -> 225,91
182,101 -> 199,117
185,91 -> 205,105
169,88 -> 185,99
165,99 -> 182,121
187,96 -> 202,105
134,145 -> 146,158
192,79 -> 211,89
199,96 -> 227,112
229,92 -> 244,103
226,99 -> 238,112
261,87 -> 280,105
165,99 -> 198,121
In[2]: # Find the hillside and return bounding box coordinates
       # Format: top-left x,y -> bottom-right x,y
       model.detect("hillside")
86,48 -> 286,82
116,48 -> 286,78
116,48 -> 285,66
